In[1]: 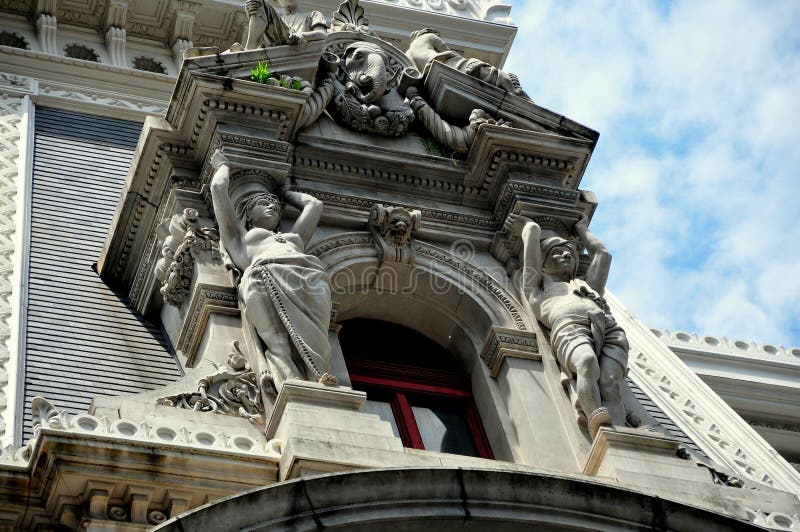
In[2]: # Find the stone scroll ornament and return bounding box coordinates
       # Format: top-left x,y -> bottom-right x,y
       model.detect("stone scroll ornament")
157,341 -> 263,423
208,150 -> 337,401
517,214 -> 629,439
406,87 -> 513,155
369,203 -> 421,265
155,208 -> 222,306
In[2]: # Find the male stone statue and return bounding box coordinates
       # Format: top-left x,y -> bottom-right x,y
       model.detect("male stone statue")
244,0 -> 328,49
209,150 -> 336,396
405,28 -> 529,99
519,215 -> 628,438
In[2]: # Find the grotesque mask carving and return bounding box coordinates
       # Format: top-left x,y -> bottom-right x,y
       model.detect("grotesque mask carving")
370,203 -> 421,265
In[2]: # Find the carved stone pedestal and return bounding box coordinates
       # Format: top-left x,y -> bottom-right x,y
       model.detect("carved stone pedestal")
266,380 -> 404,480
583,427 -> 709,486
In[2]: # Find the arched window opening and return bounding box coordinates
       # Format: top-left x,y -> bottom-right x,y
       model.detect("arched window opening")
340,319 -> 493,459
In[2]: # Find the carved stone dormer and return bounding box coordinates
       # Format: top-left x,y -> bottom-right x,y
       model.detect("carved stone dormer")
369,203 -> 421,266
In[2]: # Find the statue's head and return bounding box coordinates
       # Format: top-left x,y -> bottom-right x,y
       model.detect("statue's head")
236,191 -> 282,231
342,42 -> 390,104
540,236 -> 579,278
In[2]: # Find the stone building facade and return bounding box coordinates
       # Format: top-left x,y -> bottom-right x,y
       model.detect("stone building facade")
0,0 -> 799,529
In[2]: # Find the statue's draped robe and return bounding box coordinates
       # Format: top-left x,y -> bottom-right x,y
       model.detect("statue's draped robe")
533,278 -> 628,409
239,250 -> 332,379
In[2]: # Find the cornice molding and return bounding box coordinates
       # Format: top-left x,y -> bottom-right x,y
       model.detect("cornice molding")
654,328 -> 800,366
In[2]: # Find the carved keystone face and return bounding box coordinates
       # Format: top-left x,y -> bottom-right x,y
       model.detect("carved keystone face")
383,212 -> 412,245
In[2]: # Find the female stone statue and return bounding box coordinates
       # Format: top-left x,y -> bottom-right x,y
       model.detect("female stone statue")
519,215 -> 628,438
209,150 -> 336,394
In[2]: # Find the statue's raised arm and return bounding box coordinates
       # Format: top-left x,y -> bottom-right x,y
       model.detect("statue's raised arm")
574,214 -> 611,296
519,217 -> 543,299
209,151 -> 248,271
282,188 -> 323,247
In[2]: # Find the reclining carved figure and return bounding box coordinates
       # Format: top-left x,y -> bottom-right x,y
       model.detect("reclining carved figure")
244,0 -> 328,49
405,28 -> 530,100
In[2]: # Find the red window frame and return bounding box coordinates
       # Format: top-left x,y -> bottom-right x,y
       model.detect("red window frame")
347,359 -> 494,459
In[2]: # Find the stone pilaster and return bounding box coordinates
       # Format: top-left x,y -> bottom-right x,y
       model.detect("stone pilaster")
0,73 -> 35,445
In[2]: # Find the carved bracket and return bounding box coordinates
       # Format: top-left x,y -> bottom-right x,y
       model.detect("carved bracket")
369,203 -> 421,265
480,326 -> 539,378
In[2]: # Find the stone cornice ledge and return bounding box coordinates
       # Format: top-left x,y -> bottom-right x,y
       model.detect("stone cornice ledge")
608,292 -> 800,495
653,328 -> 800,366
1,48 -> 172,120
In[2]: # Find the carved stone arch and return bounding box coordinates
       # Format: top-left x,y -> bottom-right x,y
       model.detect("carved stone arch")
309,232 -> 531,371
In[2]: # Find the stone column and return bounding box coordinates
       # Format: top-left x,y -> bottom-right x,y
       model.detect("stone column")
0,73 -> 36,446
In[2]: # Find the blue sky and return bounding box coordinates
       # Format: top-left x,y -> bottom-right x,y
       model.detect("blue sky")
504,0 -> 800,348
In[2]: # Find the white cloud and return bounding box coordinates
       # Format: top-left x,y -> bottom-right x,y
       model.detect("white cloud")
506,0 -> 800,347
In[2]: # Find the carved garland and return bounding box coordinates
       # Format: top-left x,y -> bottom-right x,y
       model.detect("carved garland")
157,208 -> 222,306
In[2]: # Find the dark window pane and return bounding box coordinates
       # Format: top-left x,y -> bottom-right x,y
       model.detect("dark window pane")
412,405 -> 479,457
364,399 -> 400,438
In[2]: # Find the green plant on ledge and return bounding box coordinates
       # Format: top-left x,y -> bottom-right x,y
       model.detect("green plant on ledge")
250,61 -> 271,84
250,61 -> 307,91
